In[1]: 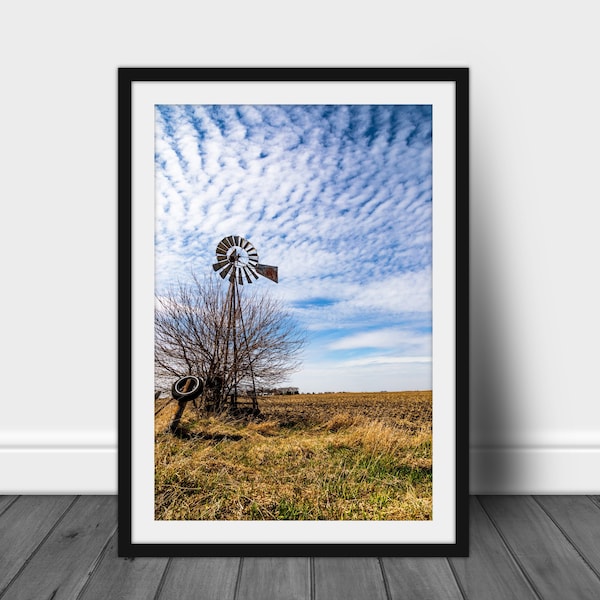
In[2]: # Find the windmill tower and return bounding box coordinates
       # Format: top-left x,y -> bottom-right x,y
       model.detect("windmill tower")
208,235 -> 278,413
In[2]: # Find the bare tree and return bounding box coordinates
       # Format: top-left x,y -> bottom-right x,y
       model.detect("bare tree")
155,272 -> 305,410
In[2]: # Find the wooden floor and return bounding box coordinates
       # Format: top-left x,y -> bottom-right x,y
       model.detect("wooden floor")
1,496 -> 599,599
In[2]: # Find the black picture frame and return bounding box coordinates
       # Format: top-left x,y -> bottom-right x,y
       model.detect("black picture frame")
118,67 -> 469,557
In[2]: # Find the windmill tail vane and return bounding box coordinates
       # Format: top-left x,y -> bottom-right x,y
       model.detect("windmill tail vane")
255,263 -> 278,283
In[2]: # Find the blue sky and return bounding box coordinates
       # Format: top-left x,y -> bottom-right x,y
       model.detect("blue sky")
155,104 -> 432,392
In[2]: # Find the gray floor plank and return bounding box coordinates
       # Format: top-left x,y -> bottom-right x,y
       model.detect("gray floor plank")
156,558 -> 240,600
450,497 -> 538,600
534,495 -> 600,578
588,495 -> 600,510
0,495 -> 18,516
78,529 -> 168,600
313,558 -> 387,600
0,496 -> 117,600
382,557 -> 463,600
0,495 -> 76,595
480,495 -> 600,600
236,558 -> 310,600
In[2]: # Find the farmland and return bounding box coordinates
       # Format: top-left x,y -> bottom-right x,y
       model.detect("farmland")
155,391 -> 432,521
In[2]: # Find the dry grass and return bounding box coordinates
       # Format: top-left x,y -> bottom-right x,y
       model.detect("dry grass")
155,391 -> 432,521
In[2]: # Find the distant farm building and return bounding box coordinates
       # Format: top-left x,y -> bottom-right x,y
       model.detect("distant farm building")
258,387 -> 299,395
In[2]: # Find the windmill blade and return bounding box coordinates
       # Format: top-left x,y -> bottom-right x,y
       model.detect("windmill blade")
238,269 -> 244,285
241,238 -> 253,250
247,250 -> 259,266
212,260 -> 229,272
225,235 -> 236,248
219,263 -> 234,280
216,240 -> 230,257
256,263 -> 278,283
243,266 -> 253,284
244,264 -> 259,280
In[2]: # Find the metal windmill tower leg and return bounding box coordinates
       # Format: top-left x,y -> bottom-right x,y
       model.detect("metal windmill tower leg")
233,280 -> 259,411
220,275 -> 236,411
230,273 -> 239,409
214,270 -> 242,412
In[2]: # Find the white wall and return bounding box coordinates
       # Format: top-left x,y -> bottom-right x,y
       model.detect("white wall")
1,1 -> 598,494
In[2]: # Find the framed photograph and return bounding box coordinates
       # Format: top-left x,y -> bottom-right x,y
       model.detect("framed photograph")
118,67 -> 469,556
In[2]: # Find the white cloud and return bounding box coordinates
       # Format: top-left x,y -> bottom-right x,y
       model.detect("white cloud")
328,327 -> 429,351
340,356 -> 432,367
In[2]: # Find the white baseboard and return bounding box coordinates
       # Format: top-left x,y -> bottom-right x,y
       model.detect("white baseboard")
0,448 -> 117,494
1,446 -> 599,494
470,446 -> 600,494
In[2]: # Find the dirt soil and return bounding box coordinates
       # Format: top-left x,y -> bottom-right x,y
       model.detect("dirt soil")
256,391 -> 432,432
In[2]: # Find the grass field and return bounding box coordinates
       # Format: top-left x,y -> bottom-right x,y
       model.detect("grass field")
155,391 -> 432,521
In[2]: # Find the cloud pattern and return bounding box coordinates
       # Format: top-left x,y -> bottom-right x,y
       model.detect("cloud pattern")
155,104 -> 432,392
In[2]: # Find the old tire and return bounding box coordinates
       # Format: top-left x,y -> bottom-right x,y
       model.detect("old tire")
171,376 -> 203,401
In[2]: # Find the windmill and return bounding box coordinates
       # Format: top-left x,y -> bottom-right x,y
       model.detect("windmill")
207,235 -> 278,413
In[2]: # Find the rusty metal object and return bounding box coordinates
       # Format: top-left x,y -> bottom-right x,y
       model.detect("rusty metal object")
255,263 -> 278,283
168,376 -> 204,432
